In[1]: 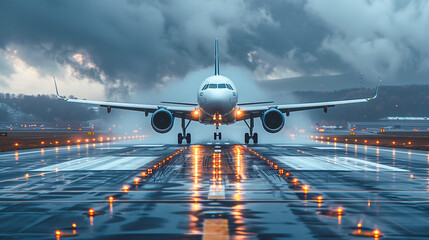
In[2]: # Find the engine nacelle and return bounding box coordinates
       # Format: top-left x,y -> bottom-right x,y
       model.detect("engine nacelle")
261,109 -> 285,133
151,109 -> 174,133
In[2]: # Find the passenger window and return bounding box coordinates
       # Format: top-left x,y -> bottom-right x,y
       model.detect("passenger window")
209,84 -> 217,88
218,84 -> 226,88
202,84 -> 209,90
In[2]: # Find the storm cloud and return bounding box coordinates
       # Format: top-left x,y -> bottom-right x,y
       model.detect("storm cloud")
0,0 -> 428,99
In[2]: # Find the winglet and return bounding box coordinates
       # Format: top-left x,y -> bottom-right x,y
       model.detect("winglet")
53,76 -> 65,100
373,76 -> 381,99
368,76 -> 381,100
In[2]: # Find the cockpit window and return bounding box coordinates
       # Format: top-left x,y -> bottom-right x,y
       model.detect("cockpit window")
202,84 -> 209,90
226,84 -> 234,90
218,83 -> 226,88
209,84 -> 217,88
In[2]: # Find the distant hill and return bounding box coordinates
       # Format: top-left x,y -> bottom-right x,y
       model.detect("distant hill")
257,73 -> 375,92
292,85 -> 429,124
0,93 -> 98,123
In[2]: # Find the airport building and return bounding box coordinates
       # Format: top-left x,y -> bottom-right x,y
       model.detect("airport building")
347,117 -> 429,131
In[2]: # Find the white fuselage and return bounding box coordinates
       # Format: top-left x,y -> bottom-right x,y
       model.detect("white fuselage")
197,75 -> 238,125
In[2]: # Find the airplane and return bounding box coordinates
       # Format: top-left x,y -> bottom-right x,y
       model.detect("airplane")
54,39 -> 380,144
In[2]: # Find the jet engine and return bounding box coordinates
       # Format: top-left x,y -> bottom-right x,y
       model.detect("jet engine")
151,109 -> 174,133
261,109 -> 285,133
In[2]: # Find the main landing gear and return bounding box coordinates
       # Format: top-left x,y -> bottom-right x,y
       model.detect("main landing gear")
178,118 -> 191,144
244,118 -> 258,144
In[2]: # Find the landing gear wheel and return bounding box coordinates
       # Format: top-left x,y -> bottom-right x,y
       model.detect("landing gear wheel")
244,118 -> 258,144
214,132 -> 217,140
219,132 -> 222,140
178,133 -> 183,144
179,118 -> 192,145
186,133 -> 191,144
253,133 -> 258,144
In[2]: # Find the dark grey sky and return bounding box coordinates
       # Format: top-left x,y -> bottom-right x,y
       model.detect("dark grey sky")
0,0 -> 428,99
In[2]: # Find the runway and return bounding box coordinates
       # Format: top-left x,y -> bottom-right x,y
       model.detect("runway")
0,140 -> 428,239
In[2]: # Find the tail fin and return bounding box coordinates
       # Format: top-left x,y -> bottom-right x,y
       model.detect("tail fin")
214,38 -> 219,75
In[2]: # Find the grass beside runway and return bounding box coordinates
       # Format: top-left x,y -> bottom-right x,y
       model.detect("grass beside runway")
0,130 -> 143,152
311,132 -> 429,151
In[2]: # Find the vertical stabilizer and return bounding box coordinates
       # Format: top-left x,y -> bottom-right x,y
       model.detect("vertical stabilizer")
214,38 -> 219,75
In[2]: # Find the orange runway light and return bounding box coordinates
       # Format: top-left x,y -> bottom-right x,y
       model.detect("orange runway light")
292,178 -> 298,183
357,223 -> 362,228
14,143 -> 19,147
408,141 -> 412,145
25,173 -> 29,179
72,223 -> 77,228
55,230 -> 61,236
88,208 -> 95,216
302,185 -> 309,193
285,172 -> 290,176
376,140 -> 380,144
392,141 -> 396,145
236,109 -> 242,116
108,196 -> 114,202
336,207 -> 343,215
373,229 -> 380,237
77,139 -> 81,143
317,196 -> 323,202
41,141 -> 45,145
55,141 -> 59,144
134,177 -> 140,184
141,172 -> 147,177
410,174 -> 414,178
122,185 -> 129,191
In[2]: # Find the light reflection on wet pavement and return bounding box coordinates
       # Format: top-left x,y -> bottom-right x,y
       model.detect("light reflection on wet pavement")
0,140 -> 428,239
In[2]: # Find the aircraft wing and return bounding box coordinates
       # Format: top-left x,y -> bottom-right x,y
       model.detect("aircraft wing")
53,78 -> 196,119
239,81 -> 380,119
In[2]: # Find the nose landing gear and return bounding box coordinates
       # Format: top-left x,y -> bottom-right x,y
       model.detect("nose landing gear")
244,118 -> 258,144
214,124 -> 222,140
178,118 -> 191,144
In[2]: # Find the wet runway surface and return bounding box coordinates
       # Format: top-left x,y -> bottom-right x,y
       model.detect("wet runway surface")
0,140 -> 428,239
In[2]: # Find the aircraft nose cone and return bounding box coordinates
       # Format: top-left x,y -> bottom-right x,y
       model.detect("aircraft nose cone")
203,90 -> 234,115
